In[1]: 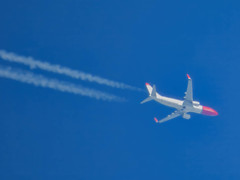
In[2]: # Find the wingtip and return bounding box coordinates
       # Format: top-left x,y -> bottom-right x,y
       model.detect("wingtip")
145,82 -> 150,86
187,74 -> 191,79
154,117 -> 158,123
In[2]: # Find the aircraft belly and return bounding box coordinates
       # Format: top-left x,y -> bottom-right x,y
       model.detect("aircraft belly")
142,76 -> 218,123
186,105 -> 203,114
156,96 -> 183,109
193,105 -> 203,114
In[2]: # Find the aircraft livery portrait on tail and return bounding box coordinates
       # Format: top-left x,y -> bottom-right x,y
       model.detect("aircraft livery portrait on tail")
141,74 -> 218,124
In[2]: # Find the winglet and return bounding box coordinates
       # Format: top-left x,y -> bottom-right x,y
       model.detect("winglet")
187,74 -> 191,79
145,82 -> 150,86
154,117 -> 158,123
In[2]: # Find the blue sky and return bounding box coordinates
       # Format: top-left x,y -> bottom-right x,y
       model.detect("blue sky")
0,0 -> 240,179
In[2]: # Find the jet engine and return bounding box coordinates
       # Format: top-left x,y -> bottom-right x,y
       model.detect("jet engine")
193,101 -> 200,106
183,113 -> 191,119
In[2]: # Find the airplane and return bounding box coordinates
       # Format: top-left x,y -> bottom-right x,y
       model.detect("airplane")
141,74 -> 218,124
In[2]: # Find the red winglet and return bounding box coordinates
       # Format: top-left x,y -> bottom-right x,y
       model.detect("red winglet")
145,82 -> 150,86
187,74 -> 191,79
154,117 -> 158,123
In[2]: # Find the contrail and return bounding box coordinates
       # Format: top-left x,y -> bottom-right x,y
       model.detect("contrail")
0,50 -> 142,91
0,66 -> 126,102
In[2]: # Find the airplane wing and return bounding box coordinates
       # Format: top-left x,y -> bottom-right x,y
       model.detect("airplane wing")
184,74 -> 193,102
154,110 -> 183,124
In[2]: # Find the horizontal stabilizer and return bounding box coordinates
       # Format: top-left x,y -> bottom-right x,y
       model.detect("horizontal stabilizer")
140,96 -> 153,104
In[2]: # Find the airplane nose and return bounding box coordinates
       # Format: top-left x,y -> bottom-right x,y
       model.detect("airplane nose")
202,106 -> 218,116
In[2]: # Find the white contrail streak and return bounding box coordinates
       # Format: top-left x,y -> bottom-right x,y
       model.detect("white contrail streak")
0,66 -> 126,102
0,50 -> 142,91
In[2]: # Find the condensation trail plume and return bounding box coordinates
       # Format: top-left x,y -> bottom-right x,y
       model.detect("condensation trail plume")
0,50 -> 142,91
0,66 -> 126,102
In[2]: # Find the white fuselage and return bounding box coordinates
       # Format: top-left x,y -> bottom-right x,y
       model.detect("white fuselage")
154,92 -> 203,114
142,78 -> 218,122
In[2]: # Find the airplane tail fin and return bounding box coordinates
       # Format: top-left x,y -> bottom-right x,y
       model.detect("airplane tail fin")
151,85 -> 157,97
140,83 -> 157,104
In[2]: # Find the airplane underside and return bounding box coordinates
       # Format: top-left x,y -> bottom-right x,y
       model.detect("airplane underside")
141,74 -> 218,124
